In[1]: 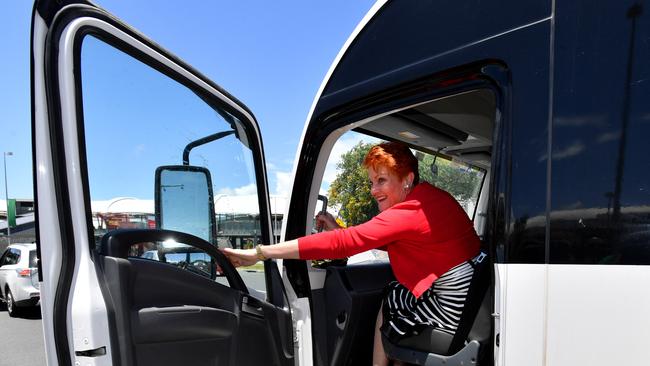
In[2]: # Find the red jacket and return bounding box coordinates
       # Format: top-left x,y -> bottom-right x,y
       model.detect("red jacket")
298,182 -> 480,298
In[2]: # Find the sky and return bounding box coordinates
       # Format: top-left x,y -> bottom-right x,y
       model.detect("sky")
0,0 -> 376,201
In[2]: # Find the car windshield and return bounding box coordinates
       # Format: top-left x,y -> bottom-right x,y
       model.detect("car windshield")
29,250 -> 38,268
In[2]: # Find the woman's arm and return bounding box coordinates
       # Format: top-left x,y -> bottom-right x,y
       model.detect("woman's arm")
222,239 -> 299,267
224,205 -> 415,266
222,211 -> 342,267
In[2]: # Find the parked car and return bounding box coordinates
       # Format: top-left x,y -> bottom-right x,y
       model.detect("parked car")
0,243 -> 40,317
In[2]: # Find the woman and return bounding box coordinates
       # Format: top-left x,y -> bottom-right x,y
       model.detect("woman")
223,142 -> 481,366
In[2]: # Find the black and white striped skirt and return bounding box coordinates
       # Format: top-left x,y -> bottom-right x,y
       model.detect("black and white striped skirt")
380,255 -> 479,342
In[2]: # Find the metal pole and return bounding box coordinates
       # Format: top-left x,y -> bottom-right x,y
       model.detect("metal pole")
3,152 -> 12,244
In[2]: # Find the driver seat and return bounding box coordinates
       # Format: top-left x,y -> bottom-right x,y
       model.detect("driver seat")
382,252 -> 491,366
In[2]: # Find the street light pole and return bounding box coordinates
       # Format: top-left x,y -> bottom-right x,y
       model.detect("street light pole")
3,151 -> 13,244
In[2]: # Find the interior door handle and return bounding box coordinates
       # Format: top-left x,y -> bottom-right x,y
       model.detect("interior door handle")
242,295 -> 264,317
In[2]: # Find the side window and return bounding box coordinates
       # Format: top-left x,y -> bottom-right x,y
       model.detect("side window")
80,36 -> 266,292
0,250 -> 8,266
29,251 -> 38,268
128,242 -> 216,280
549,2 -> 650,264
3,249 -> 21,265
416,151 -> 485,219
11,249 -> 21,265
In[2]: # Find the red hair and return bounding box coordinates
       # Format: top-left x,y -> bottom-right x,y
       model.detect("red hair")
363,142 -> 419,185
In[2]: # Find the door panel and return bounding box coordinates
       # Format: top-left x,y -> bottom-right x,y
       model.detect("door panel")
97,229 -> 293,366
318,262 -> 395,365
103,258 -> 239,365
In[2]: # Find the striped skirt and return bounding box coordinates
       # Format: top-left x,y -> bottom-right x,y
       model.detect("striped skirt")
380,255 -> 479,342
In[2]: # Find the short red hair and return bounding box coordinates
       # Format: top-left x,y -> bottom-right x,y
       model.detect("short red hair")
363,142 -> 419,185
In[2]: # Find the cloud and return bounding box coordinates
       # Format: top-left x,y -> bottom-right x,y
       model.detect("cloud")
273,171 -> 292,197
216,183 -> 258,196
555,115 -> 606,127
561,201 -> 583,210
134,144 -> 146,156
597,131 -> 620,143
552,141 -> 585,160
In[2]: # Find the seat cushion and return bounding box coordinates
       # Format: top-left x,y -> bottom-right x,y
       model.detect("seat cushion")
396,326 -> 454,355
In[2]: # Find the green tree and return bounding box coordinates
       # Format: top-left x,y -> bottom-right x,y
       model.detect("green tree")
328,142 -> 379,226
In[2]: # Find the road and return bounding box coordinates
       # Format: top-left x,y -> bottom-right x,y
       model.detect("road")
0,270 -> 265,366
0,306 -> 46,366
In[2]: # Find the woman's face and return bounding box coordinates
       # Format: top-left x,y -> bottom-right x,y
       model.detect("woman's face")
367,165 -> 413,212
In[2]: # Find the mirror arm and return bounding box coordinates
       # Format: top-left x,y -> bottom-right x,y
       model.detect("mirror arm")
182,130 -> 236,165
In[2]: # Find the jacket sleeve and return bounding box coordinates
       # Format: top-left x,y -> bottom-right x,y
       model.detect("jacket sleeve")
297,202 -> 419,259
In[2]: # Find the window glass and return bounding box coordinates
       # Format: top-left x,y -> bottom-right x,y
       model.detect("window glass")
128,242 -> 215,280
81,36 -> 265,292
29,250 -> 38,268
6,249 -> 21,265
416,152 -> 485,219
549,2 -> 650,264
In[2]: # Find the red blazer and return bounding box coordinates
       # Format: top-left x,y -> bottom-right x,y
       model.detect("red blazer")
298,182 -> 480,298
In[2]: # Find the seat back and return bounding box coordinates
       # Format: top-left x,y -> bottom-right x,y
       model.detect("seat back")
447,251 -> 490,355
382,251 -> 492,365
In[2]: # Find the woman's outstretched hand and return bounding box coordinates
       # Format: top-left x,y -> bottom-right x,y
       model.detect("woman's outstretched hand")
315,212 -> 342,231
222,247 -> 259,267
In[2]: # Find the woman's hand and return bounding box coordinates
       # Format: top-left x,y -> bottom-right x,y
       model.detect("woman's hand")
315,212 -> 342,231
222,240 -> 301,265
222,247 -> 259,267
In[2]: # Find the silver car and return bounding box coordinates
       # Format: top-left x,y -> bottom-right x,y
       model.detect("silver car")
0,243 -> 40,317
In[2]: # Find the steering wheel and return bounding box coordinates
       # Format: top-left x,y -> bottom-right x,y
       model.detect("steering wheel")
99,228 -> 248,293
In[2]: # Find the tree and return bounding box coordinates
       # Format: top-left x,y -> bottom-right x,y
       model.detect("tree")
328,142 -> 378,226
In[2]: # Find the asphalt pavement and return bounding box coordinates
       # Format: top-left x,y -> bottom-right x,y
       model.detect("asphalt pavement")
0,306 -> 46,366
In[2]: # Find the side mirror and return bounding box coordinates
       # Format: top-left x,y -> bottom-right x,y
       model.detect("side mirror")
155,166 -> 216,245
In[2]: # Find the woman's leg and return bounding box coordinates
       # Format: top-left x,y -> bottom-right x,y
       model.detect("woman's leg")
372,304 -> 390,366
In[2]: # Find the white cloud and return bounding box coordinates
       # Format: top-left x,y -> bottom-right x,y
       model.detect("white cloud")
552,141 -> 585,160
597,131 -> 620,143
216,183 -> 258,196
555,115 -> 605,127
273,171 -> 292,197
266,161 -> 278,171
134,144 -> 146,156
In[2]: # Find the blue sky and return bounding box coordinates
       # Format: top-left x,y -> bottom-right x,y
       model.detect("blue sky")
0,0 -> 376,200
